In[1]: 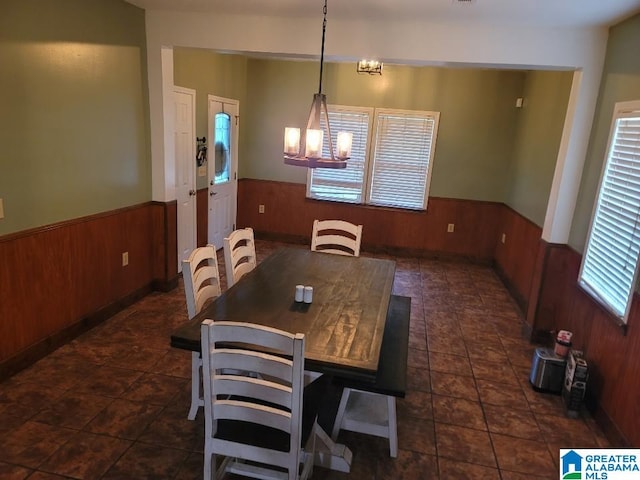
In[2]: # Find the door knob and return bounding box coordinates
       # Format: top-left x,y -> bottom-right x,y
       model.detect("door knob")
189,190 -> 196,196
210,191 -> 217,196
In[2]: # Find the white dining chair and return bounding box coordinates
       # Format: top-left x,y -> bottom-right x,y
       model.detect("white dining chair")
310,219 -> 363,257
201,320 -> 322,480
182,244 -> 222,420
223,227 -> 257,288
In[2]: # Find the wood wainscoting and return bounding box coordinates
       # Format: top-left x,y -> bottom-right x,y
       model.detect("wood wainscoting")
237,179 -> 503,262
493,205 -> 543,316
152,200 -> 178,291
532,243 -> 640,447
197,188 -> 208,248
206,181 -> 541,321
0,201 -> 178,381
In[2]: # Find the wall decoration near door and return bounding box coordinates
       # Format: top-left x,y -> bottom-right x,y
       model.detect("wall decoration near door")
196,136 -> 207,166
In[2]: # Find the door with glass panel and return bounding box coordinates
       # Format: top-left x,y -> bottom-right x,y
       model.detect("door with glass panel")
207,96 -> 239,249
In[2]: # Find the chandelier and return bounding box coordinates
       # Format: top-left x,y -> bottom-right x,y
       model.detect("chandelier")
283,0 -> 352,169
357,59 -> 383,75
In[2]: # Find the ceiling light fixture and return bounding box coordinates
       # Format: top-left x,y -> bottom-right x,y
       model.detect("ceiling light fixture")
357,60 -> 383,75
283,0 -> 352,169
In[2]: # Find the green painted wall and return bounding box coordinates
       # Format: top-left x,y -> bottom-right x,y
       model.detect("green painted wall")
243,59 -> 526,202
505,70 -> 573,226
569,14 -> 640,252
0,0 -> 150,236
170,50 -> 572,212
173,48 -> 248,189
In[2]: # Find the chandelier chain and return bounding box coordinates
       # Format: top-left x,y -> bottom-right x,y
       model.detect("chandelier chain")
318,0 -> 328,94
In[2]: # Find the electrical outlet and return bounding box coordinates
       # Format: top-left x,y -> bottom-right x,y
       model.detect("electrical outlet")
0,198 -> 4,219
447,223 -> 455,233
259,204 -> 265,214
501,233 -> 506,244
122,252 -> 129,266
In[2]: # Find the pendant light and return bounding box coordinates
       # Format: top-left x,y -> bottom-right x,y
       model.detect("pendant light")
283,0 -> 352,169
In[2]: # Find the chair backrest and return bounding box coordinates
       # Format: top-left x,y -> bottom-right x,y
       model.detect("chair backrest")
182,245 -> 222,319
310,219 -> 363,257
201,320 -> 305,476
223,227 -> 257,288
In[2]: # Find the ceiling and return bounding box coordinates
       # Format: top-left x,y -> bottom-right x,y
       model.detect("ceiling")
124,0 -> 640,28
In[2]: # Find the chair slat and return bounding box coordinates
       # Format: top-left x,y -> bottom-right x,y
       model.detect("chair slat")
213,376 -> 293,410
212,322 -> 298,354
195,285 -> 220,314
212,349 -> 294,383
193,265 -> 221,293
214,399 -> 292,433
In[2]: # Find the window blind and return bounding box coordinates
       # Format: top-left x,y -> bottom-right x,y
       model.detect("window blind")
307,108 -> 371,203
579,105 -> 640,323
368,110 -> 439,210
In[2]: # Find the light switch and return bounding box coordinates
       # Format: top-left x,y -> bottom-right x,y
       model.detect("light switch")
0,198 -> 4,219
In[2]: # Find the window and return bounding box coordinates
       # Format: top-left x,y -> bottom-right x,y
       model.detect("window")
579,100 -> 640,325
214,112 -> 231,184
307,106 -> 373,203
307,106 -> 440,210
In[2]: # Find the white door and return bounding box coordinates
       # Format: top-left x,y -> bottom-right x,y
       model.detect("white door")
207,96 -> 239,249
175,87 -> 197,272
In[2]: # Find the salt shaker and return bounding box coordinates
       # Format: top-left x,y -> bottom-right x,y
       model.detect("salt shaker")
295,285 -> 304,302
303,286 -> 313,304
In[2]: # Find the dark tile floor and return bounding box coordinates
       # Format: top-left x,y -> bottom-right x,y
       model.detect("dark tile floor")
0,240 -> 609,479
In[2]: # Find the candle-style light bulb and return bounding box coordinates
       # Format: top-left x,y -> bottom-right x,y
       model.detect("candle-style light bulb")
305,129 -> 323,158
284,127 -> 300,156
336,131 -> 353,159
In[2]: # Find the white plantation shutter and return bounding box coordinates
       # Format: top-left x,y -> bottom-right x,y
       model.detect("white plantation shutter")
368,109 -> 439,210
307,107 -> 372,203
579,101 -> 640,323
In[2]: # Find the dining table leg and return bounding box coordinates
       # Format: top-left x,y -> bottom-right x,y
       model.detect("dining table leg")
313,423 -> 353,472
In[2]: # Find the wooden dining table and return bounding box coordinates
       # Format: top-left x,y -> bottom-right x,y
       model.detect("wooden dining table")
171,246 -> 396,380
170,246 -> 397,471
